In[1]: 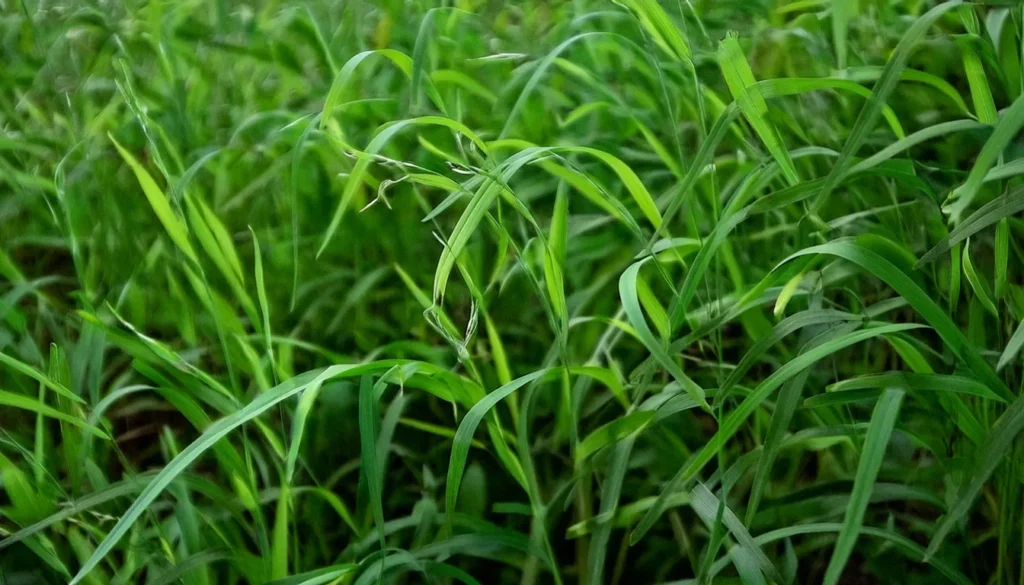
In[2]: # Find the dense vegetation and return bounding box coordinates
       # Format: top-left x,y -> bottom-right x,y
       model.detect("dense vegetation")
3,0 -> 1024,583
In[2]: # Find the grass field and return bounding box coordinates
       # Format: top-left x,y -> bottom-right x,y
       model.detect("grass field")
3,0 -> 1024,583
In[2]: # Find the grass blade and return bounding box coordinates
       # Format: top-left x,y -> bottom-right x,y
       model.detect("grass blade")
67,363 -> 406,585
632,322 -> 921,542
823,388 -> 904,585
997,317 -> 1024,371
781,238 -> 1011,401
719,32 -> 799,185
109,134 -> 197,264
691,483 -> 783,584
620,259 -> 708,408
917,185 -> 1024,266
961,238 -> 998,317
0,390 -> 107,439
945,94 -> 1024,221
927,391 -> 1024,559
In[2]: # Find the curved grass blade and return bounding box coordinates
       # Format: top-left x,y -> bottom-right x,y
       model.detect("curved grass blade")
444,366 -> 621,530
0,351 -> 83,404
780,238 -> 1011,401
945,94 -> 1024,221
994,218 -> 1008,298
446,369 -> 557,525
430,70 -> 497,104
250,227 -> 274,376
997,317 -> 1024,371
575,411 -> 653,464
265,564 -> 357,585
67,362 -> 412,585
149,549 -> 232,585
284,379 -> 324,483
841,66 -> 970,115
746,372 -> 811,524
0,390 -> 108,439
109,134 -> 197,263
616,0 -> 690,62
320,49 -> 424,128
958,7 -> 998,125
961,239 -> 998,317
833,0 -> 855,69
745,300 -> 836,525
499,32 -> 613,140
714,523 -> 973,585
720,309 -> 858,397
927,391 -> 1024,559
620,259 -> 708,408
773,273 -> 804,319
631,322 -> 922,543
691,483 -> 783,584
486,139 -> 662,229
755,77 -> 904,138
917,185 -> 1024,266
848,119 -> 984,175
587,437 -> 635,585
654,102 -> 742,236
826,372 -> 1004,402
720,32 -> 799,185
359,374 -> 387,581
985,157 -> 1024,182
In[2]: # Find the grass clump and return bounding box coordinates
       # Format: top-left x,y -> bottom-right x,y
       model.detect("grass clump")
3,1 -> 1024,584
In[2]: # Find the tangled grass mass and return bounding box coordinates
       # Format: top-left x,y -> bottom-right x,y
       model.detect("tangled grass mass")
4,0 -> 1024,584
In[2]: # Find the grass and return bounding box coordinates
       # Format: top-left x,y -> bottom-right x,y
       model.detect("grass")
2,0 -> 1024,584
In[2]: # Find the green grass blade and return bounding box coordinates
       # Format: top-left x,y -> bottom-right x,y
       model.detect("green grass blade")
632,322 -> 921,542
0,351 -> 83,404
927,391 -> 1024,560
0,389 -> 107,439
823,388 -> 904,585
264,564 -> 357,585
994,218 -> 1008,298
319,116 -> 490,257
499,32 -> 611,139
320,50 -> 414,129
961,238 -> 998,317
616,0 -> 690,62
149,550 -> 232,585
446,369 -> 556,525
917,185 -> 1024,266
587,437 -> 635,585
109,134 -> 197,264
840,66 -> 970,115
719,32 -> 799,185
575,411 -> 653,464
997,317 -> 1024,371
691,483 -> 783,583
620,259 -> 708,408
781,238 -> 1011,401
284,379 -> 324,483
67,363 -> 404,585
833,0 -> 856,69
250,227 -> 274,376
944,94 -> 1024,221
827,372 -> 1004,402
755,77 -> 905,138
359,374 -> 387,575
720,309 -> 858,396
